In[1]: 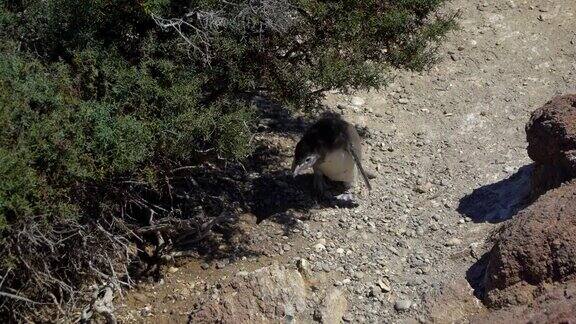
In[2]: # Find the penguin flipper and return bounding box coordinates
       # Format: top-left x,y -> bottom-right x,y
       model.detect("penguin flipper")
346,142 -> 372,191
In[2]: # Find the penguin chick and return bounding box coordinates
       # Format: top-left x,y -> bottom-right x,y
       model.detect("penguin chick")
292,115 -> 372,195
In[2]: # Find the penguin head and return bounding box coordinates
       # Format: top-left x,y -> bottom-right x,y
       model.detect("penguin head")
292,140 -> 320,177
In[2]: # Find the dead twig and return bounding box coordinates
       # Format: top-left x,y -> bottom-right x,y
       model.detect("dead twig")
81,284 -> 117,324
0,291 -> 42,305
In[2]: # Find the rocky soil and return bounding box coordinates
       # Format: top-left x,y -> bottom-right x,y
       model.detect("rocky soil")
116,0 -> 576,323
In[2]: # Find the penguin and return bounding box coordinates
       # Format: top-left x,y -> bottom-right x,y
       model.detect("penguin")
292,115 -> 372,196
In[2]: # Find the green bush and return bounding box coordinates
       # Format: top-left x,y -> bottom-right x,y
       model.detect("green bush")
0,0 -> 454,320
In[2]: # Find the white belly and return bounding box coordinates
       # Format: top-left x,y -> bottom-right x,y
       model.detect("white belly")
317,149 -> 357,183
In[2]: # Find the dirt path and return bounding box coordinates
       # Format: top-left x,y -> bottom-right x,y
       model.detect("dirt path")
117,0 -> 576,322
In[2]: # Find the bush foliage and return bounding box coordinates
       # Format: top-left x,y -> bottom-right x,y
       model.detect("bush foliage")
0,0 -> 454,320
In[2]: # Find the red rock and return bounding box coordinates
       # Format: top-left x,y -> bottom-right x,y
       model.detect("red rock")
471,280 -> 576,324
526,94 -> 576,197
483,181 -> 576,309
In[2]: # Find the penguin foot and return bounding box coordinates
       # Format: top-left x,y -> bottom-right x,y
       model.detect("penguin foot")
334,193 -> 355,203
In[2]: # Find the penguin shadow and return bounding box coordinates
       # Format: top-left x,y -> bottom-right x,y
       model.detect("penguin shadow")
292,173 -> 361,209
249,171 -> 359,226
457,164 -> 533,223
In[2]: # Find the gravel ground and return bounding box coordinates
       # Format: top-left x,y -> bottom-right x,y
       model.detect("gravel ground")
117,0 -> 576,322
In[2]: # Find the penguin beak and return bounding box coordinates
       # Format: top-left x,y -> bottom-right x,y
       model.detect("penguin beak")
292,154 -> 319,177
292,164 -> 306,177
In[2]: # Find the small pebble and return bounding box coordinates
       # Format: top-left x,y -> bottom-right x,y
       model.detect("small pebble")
394,299 -> 412,311
140,306 -> 153,317
133,293 -> 147,303
216,259 -> 229,269
377,280 -> 391,292
168,266 -> 179,274
350,96 -> 366,106
314,243 -> 326,252
445,238 -> 462,247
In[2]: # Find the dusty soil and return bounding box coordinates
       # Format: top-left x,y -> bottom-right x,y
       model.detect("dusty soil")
116,0 -> 576,322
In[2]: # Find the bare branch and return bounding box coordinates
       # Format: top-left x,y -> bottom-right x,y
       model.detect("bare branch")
150,0 -> 300,63
0,291 -> 42,305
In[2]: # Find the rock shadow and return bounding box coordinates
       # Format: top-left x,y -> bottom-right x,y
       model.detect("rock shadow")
457,164 -> 533,223
466,251 -> 491,301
